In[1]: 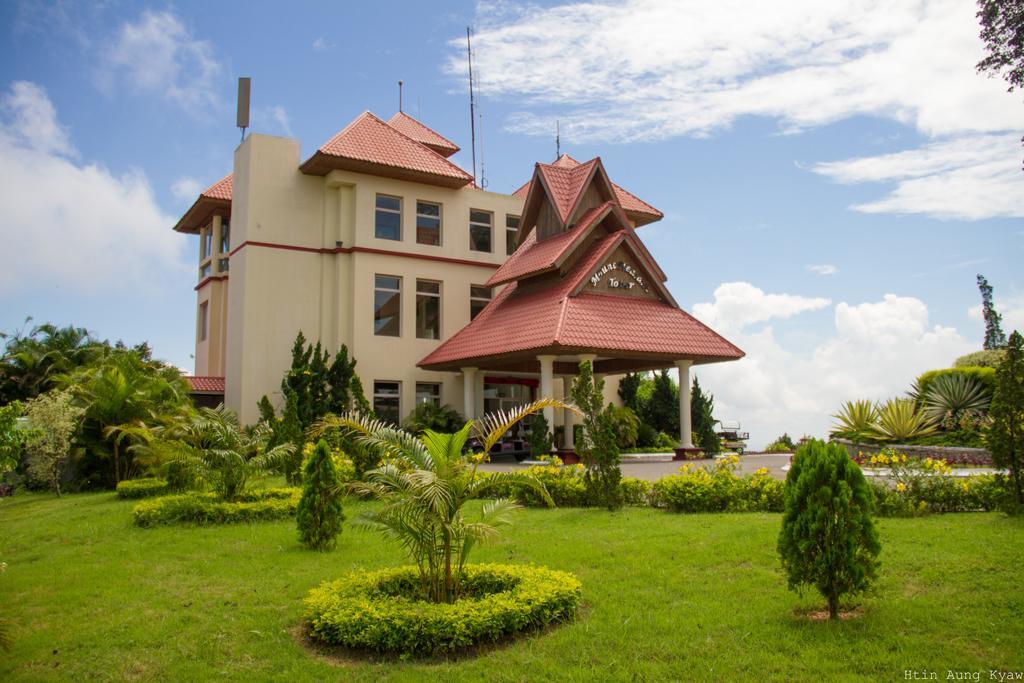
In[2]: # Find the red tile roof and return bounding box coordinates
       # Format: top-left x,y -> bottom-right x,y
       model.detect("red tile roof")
419,230 -> 742,370
536,158 -> 600,225
202,174 -> 233,200
386,112 -> 460,157
187,376 -> 225,393
486,202 -> 615,287
514,154 -> 663,226
300,112 -> 473,187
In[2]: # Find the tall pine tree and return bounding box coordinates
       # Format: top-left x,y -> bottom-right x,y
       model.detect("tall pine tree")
572,360 -> 623,510
690,377 -> 720,455
990,330 -> 1024,506
978,274 -> 1007,350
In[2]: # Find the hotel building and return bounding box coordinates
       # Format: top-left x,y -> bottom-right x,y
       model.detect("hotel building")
173,110 -> 742,453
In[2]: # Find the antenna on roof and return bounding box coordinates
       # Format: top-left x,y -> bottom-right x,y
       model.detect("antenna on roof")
398,80 -> 403,113
236,77 -> 251,143
556,120 -> 560,158
466,26 -> 477,186
479,111 -> 487,189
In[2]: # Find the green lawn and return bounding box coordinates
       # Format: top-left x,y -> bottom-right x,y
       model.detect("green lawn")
1,490 -> 1022,682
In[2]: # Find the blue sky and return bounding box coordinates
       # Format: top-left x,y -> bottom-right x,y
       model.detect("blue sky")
0,0 -> 1021,445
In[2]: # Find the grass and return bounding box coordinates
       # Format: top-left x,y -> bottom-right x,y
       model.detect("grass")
1,490 -> 1022,682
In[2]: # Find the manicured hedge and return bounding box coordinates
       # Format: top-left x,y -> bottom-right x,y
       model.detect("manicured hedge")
132,488 -> 301,527
651,461 -> 785,513
305,563 -> 581,655
481,463 -> 651,507
869,475 -> 1009,516
115,477 -> 169,499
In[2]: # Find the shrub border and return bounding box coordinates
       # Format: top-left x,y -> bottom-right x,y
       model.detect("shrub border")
115,477 -> 169,499
304,563 -> 582,655
132,488 -> 301,527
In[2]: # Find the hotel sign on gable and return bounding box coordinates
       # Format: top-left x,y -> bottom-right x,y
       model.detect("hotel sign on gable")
589,260 -> 650,293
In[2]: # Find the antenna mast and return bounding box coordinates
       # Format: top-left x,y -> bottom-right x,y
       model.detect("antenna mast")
466,27 -> 477,186
398,80 -> 403,113
556,120 -> 560,158
236,77 -> 251,143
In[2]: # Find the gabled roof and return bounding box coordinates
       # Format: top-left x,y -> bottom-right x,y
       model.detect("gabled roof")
173,174 -> 233,233
418,228 -> 742,370
513,154 -> 663,227
537,158 -> 602,225
386,112 -> 460,157
487,201 -> 619,287
299,111 -> 473,187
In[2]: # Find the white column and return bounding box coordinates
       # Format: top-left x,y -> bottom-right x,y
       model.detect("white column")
562,376 -> 574,450
475,372 -> 485,420
461,367 -> 478,421
537,355 -> 556,437
676,359 -> 694,449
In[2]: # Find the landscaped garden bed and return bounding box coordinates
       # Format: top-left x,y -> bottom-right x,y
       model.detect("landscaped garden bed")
131,487 -> 301,527
305,563 -> 581,655
115,477 -> 170,499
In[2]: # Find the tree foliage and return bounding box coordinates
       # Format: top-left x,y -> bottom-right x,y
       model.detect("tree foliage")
977,0 -> 1024,90
641,370 -> 679,436
297,440 -> 345,550
572,360 -> 623,510
0,321 -> 103,404
778,439 -> 881,619
403,402 -> 465,436
989,330 -> 1024,506
691,377 -> 720,454
23,390 -> 84,496
526,411 -> 553,458
977,275 -> 1008,350
0,401 -> 33,476
317,399 -> 567,603
617,372 -> 643,412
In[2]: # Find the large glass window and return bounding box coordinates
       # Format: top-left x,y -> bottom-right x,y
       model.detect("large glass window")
416,280 -> 441,340
416,201 -> 441,246
375,194 -> 402,241
219,219 -> 230,253
218,258 -> 229,273
416,382 -> 441,407
505,215 -> 520,255
201,227 -> 212,260
373,381 -> 401,425
374,275 -> 401,336
200,262 -> 212,278
470,285 -> 491,320
198,301 -> 208,342
469,209 -> 492,252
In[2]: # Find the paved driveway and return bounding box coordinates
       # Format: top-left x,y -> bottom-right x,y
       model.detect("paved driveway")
478,452 -> 795,481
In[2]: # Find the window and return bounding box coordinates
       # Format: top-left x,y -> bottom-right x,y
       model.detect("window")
416,201 -> 441,246
375,194 -> 402,241
416,382 -> 441,407
218,257 -> 229,273
470,285 -> 491,320
469,209 -> 492,252
506,215 -> 520,255
198,302 -> 208,342
373,381 -> 401,425
200,262 -> 212,278
201,227 -> 212,260
374,275 -> 401,336
219,219 -> 230,253
416,280 -> 441,340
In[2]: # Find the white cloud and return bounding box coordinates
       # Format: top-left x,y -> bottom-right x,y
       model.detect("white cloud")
691,283 -> 976,448
806,264 -> 837,275
692,281 -> 830,336
171,176 -> 201,201
456,0 -> 1023,220
312,37 -> 331,51
0,81 -> 189,295
101,11 -> 223,112
813,134 -> 1024,220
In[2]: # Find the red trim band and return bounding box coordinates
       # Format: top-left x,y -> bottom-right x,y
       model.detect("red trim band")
228,240 -> 500,269
194,274 -> 228,291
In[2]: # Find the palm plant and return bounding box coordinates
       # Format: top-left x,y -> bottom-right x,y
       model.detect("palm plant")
315,398 -> 574,603
870,398 -> 937,442
830,400 -> 879,442
140,406 -> 295,500
920,374 -> 992,427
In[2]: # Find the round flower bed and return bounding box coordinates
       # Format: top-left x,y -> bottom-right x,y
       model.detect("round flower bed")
304,563 -> 582,655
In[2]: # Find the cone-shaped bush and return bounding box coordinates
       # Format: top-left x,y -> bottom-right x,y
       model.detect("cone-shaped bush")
777,439 -> 880,619
297,439 -> 344,550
